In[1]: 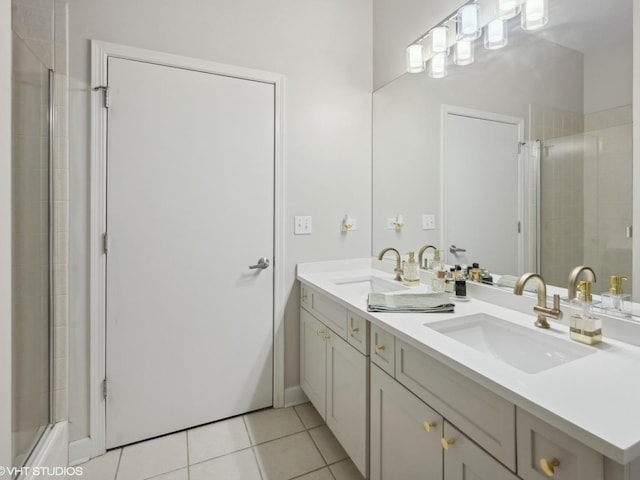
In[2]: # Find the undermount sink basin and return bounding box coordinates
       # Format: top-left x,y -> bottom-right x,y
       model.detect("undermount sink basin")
330,275 -> 408,297
425,313 -> 596,374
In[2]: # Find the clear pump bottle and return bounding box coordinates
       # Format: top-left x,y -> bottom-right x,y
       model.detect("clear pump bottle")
570,280 -> 602,345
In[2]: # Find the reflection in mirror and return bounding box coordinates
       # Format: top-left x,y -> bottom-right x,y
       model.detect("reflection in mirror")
372,0 -> 633,299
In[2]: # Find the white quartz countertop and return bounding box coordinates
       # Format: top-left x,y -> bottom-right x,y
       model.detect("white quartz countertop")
297,258 -> 640,465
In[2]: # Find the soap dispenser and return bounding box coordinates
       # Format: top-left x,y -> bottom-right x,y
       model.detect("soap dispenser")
570,281 -> 602,345
602,275 -> 630,315
430,249 -> 442,271
403,251 -> 421,287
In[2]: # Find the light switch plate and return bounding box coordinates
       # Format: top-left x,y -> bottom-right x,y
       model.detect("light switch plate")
294,216 -> 312,235
422,214 -> 436,230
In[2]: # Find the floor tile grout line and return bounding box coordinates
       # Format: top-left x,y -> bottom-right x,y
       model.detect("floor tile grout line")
113,447 -> 123,480
241,415 -> 265,480
306,427 -> 331,465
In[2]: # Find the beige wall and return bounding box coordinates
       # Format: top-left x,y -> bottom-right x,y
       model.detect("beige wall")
67,0 -> 373,444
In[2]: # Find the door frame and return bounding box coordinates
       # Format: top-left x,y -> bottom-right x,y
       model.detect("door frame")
440,104 -> 526,274
89,40 -> 285,457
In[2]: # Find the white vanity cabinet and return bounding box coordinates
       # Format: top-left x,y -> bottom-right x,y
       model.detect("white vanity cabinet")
370,363 -> 443,480
300,285 -> 369,477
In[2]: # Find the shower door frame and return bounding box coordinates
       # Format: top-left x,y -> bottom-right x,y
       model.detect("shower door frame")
89,40 -> 286,458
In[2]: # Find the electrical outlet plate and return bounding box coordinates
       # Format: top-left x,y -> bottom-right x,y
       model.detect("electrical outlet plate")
386,218 -> 397,229
422,214 -> 436,230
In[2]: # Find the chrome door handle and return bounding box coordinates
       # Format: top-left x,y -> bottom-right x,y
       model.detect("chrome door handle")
248,257 -> 270,270
449,245 -> 466,254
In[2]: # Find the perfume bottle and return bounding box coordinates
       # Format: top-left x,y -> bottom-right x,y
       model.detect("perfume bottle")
570,281 -> 602,345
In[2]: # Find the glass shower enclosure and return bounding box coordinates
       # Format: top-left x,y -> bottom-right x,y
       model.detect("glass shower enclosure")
11,33 -> 53,469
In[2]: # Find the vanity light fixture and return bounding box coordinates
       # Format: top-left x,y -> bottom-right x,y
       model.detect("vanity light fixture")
406,43 -> 425,73
429,52 -> 448,78
498,0 -> 521,20
454,39 -> 475,66
521,0 -> 548,30
484,18 -> 508,50
456,3 -> 481,40
430,26 -> 449,54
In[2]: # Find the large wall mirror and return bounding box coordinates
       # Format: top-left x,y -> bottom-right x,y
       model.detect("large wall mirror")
372,0 -> 633,300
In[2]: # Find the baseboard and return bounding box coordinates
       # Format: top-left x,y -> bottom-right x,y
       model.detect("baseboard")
284,385 -> 308,407
67,437 -> 92,466
22,422 -> 68,479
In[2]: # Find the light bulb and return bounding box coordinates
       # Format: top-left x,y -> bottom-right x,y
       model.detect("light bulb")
406,44 -> 425,73
484,18 -> 508,50
431,26 -> 449,54
454,40 -> 474,66
457,4 -> 481,40
521,0 -> 548,30
429,52 -> 448,79
498,0 -> 520,20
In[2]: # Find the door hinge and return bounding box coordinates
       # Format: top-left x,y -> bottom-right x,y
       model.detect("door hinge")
103,233 -> 110,254
517,221 -> 521,233
93,85 -> 110,108
102,379 -> 108,400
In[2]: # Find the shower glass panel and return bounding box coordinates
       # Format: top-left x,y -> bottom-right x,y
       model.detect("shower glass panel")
540,125 -> 633,290
11,33 -> 52,469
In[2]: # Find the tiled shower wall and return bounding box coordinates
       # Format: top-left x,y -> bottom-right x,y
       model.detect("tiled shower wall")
11,0 -> 69,424
583,105 -> 633,291
529,104 -> 632,290
530,105 -> 584,286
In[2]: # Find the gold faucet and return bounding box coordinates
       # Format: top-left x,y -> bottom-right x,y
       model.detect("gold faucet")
513,273 -> 563,329
418,245 -> 437,269
567,266 -> 596,300
378,247 -> 403,281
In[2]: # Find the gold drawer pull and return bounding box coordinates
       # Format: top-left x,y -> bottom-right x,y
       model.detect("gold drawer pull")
323,333 -> 331,340
423,421 -> 437,432
316,329 -> 325,336
374,344 -> 386,354
540,457 -> 560,477
350,327 -> 360,335
441,438 -> 455,450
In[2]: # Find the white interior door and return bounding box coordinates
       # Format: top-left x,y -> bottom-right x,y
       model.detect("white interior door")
443,111 -> 522,275
105,57 -> 274,448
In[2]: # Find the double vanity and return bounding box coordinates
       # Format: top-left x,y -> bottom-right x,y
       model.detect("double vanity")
297,258 -> 640,480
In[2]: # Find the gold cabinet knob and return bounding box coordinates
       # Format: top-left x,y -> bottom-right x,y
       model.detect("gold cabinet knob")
441,438 -> 455,450
315,329 -> 325,337
423,421 -> 437,433
323,333 -> 331,340
374,344 -> 385,354
539,457 -> 560,477
350,327 -> 360,335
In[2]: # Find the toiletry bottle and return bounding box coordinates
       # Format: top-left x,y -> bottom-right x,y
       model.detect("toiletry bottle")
444,268 -> 455,293
455,269 -> 466,297
432,270 -> 445,292
430,249 -> 442,271
570,281 -> 602,345
481,269 -> 493,285
602,275 -> 630,314
470,263 -> 480,282
403,251 -> 421,287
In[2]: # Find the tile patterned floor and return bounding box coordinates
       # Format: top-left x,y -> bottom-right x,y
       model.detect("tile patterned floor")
70,403 -> 365,480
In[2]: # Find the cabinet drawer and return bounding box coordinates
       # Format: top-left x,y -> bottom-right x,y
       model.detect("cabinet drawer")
443,422 -> 519,480
395,338 -> 516,470
347,310 -> 369,355
305,287 -> 348,339
516,408 -> 603,480
371,324 -> 395,376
